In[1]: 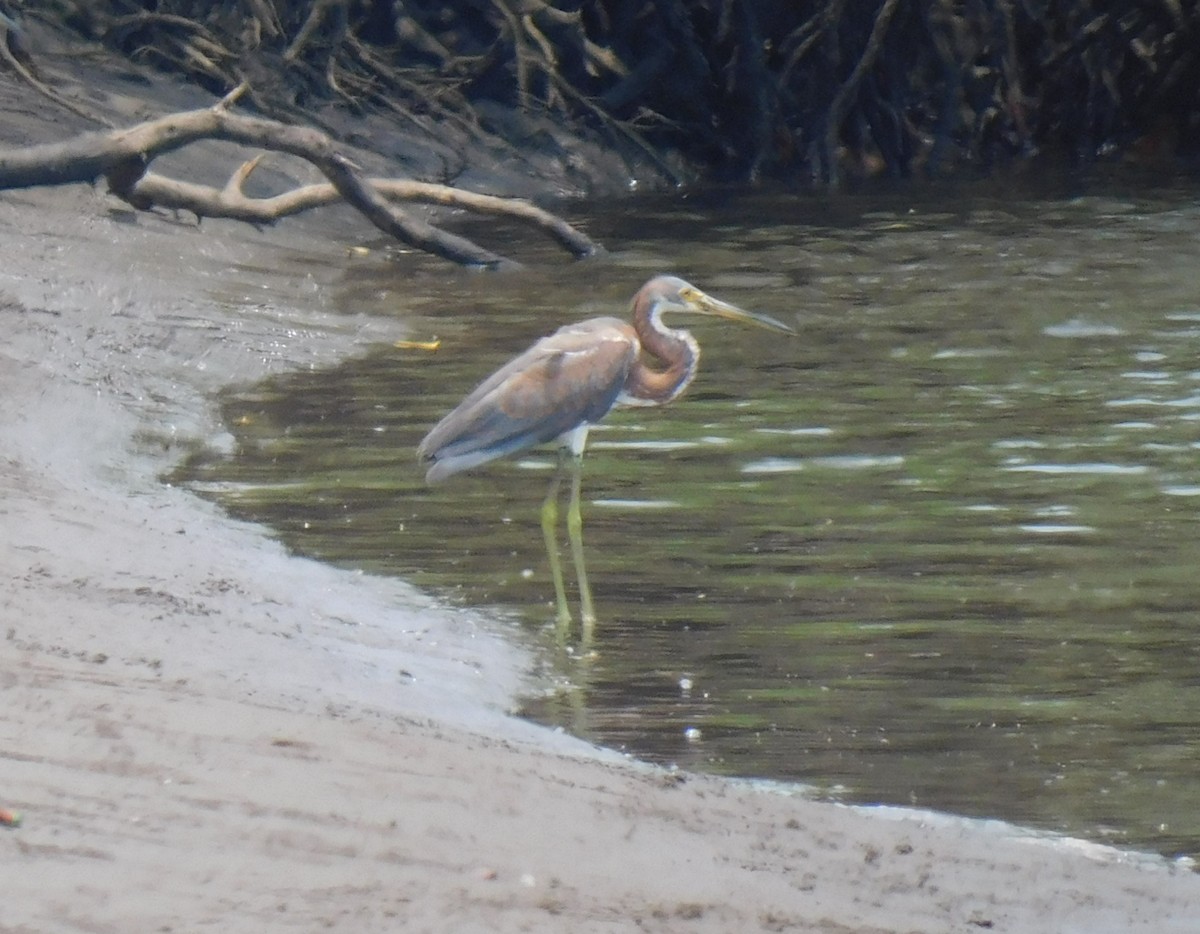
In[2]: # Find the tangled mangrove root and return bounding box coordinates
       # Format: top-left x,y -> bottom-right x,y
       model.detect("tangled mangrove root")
9,1 -> 1200,185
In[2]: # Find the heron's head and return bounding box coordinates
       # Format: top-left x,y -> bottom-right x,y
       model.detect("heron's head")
644,275 -> 795,333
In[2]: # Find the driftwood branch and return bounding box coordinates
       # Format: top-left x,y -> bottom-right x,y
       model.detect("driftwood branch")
0,84 -> 601,268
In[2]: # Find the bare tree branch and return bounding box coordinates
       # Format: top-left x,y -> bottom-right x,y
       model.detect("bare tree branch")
0,85 -> 601,267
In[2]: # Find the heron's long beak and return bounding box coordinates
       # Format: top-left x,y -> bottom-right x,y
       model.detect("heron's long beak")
680,286 -> 795,334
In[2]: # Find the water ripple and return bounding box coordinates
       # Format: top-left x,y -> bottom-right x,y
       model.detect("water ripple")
1106,394 -> 1200,408
592,499 -> 681,510
741,454 -> 905,474
809,455 -> 906,470
755,426 -> 836,437
741,458 -> 803,475
1004,463 -> 1149,475
1043,319 -> 1126,338
592,440 -> 702,452
1018,524 -> 1096,535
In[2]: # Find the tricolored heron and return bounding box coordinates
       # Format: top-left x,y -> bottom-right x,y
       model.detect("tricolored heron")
418,275 -> 794,633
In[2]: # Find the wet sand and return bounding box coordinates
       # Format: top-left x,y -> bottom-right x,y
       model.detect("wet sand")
3,30 -> 1200,934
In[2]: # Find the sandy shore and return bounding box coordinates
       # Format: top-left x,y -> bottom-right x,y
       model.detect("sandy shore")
3,32 -> 1199,934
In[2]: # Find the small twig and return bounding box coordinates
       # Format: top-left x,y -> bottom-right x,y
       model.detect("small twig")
216,81 -> 251,110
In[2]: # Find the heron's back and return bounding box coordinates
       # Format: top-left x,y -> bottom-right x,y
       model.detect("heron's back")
418,317 -> 639,481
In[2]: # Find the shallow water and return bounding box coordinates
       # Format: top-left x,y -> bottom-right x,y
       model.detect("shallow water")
180,176 -> 1200,860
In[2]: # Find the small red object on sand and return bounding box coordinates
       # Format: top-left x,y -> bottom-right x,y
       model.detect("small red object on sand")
0,808 -> 22,827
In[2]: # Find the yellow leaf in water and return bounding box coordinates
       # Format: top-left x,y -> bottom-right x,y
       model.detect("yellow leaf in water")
394,339 -> 441,352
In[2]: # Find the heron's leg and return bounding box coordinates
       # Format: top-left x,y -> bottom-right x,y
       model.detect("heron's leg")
541,460 -> 572,630
565,455 -> 596,632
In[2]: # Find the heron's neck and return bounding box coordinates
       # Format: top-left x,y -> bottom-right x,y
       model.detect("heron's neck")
622,301 -> 699,406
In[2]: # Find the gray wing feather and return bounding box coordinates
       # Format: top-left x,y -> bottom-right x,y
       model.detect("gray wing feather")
419,318 -> 637,480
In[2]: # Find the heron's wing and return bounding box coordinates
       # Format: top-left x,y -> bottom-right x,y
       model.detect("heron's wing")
419,318 -> 638,480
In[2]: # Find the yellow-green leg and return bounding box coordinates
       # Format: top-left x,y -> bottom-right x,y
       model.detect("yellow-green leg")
566,458 -> 596,636
541,466 -> 572,631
